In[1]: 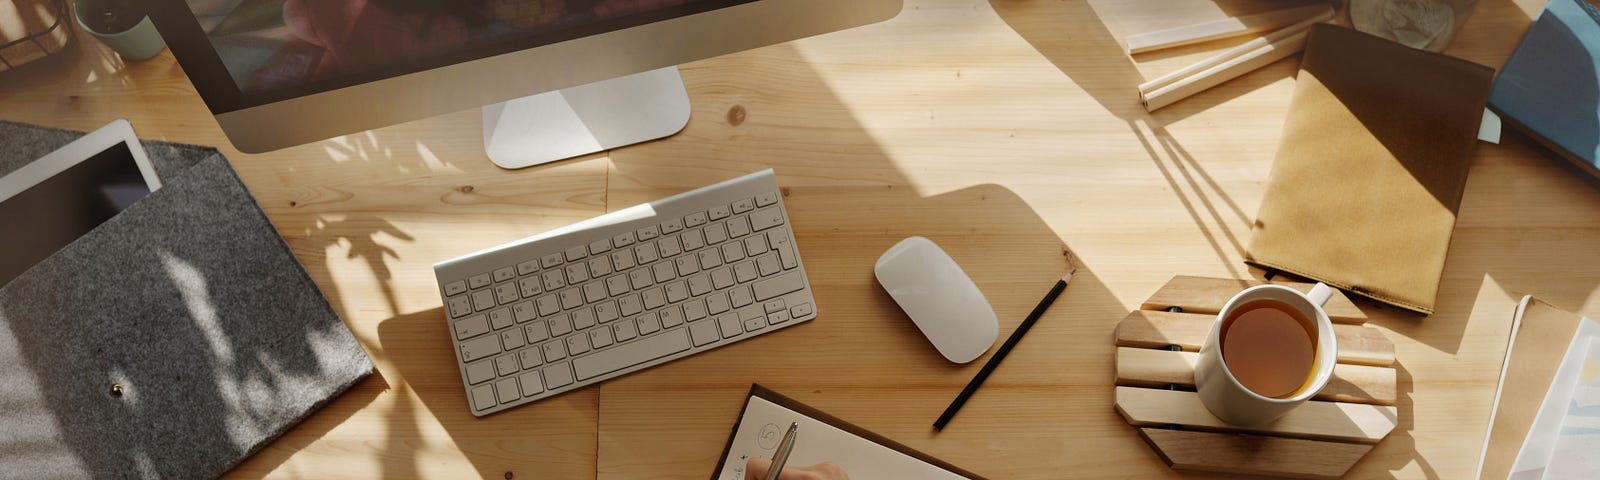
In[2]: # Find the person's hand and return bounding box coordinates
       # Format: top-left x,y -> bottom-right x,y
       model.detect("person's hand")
744,457 -> 849,480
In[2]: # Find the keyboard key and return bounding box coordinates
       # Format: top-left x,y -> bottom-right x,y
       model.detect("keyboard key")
611,249 -> 637,271
525,322 -> 549,343
612,231 -> 636,248
665,281 -> 689,302
730,286 -> 754,308
764,299 -> 787,314
496,354 -> 519,376
634,243 -> 660,264
756,192 -> 778,207
727,216 -> 751,238
642,287 -> 667,309
545,363 -> 574,388
572,308 -> 597,330
455,315 -> 490,340
722,242 -> 746,263
711,268 -> 735,290
536,294 -> 561,316
469,274 -> 492,290
744,317 -> 766,333
769,309 -> 792,324
734,261 -> 758,283
614,321 -> 638,342
589,328 -> 615,349
516,260 -> 540,276
495,283 -> 519,304
490,309 -> 514,330
518,277 -> 543,298
705,223 -> 729,244
709,205 -> 731,220
658,236 -> 683,257
559,288 -> 584,309
638,314 -> 662,334
461,335 -> 501,362
685,211 -> 708,227
574,328 -> 692,381
744,235 -> 768,255
588,256 -> 613,277
706,293 -> 731,314
541,253 -> 564,269
595,301 -> 620,323
564,264 -> 590,284
548,314 -> 573,336
448,296 -> 473,318
497,378 -> 520,404
583,281 -> 608,303
652,262 -> 677,283
619,294 -> 643,316
733,198 -> 754,214
690,321 -> 718,346
688,275 -> 713,296
541,270 -> 566,291
542,341 -> 567,361
682,230 -> 706,251
790,303 -> 814,318
629,269 -> 654,289
683,300 -> 708,322
588,239 -> 612,255
698,249 -> 722,269
520,348 -> 544,369
637,225 -> 661,241
749,208 -> 784,232
444,281 -> 468,297
757,254 -> 781,277
494,267 -> 516,283
771,230 -> 799,270
753,272 -> 804,301
471,385 -> 496,411
518,371 -> 544,397
564,245 -> 588,262
472,290 -> 497,312
661,218 -> 684,234
466,360 -> 495,384
605,275 -> 630,296
718,314 -> 742,339
675,256 -> 701,276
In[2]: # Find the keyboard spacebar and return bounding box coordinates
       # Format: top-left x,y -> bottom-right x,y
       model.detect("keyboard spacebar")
573,329 -> 693,381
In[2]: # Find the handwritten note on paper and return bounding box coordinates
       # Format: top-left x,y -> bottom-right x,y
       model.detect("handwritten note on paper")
717,395 -> 972,480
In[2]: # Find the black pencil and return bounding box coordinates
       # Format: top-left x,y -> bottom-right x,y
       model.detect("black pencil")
933,260 -> 1076,431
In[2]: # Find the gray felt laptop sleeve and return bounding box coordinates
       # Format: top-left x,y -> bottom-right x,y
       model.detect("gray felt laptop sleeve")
0,120 -> 374,479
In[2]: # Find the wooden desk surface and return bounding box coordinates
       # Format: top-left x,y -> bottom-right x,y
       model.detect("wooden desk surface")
3,0 -> 1595,478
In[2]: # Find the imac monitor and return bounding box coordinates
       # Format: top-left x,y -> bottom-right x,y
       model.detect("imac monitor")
148,0 -> 902,168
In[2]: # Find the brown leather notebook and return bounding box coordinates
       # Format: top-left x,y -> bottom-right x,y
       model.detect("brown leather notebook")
1245,24 -> 1494,314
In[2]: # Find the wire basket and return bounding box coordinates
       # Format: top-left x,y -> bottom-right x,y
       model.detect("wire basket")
1,0 -> 73,72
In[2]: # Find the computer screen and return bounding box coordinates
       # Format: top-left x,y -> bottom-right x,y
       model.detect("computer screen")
163,0 -> 754,111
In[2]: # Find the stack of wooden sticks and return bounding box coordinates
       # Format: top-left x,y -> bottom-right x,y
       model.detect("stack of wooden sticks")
1133,3 -> 1336,112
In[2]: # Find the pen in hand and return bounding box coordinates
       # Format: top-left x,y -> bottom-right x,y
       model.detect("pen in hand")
764,422 -> 799,480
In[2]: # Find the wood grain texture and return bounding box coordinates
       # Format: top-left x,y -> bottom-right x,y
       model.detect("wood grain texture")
1115,347 -> 1397,405
1141,275 -> 1369,323
1138,428 -> 1372,480
0,0 -> 1588,479
1115,387 -> 1396,443
1125,4 -> 1333,54
1114,309 -> 1396,366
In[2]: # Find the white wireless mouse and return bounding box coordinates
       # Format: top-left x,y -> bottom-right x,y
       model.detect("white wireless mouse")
873,236 -> 999,364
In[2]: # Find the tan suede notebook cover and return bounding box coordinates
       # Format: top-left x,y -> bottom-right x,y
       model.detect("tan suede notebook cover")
1245,24 -> 1494,314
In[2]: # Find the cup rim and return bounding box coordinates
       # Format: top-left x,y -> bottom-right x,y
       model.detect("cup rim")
1208,284 -> 1339,405
72,0 -> 150,36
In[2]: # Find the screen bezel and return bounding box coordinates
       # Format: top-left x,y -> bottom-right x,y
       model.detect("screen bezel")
147,0 -> 756,115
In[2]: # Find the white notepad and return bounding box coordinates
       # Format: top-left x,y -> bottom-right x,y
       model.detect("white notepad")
713,386 -> 982,480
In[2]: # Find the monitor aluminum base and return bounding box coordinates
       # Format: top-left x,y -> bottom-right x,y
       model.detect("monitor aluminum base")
483,66 -> 691,169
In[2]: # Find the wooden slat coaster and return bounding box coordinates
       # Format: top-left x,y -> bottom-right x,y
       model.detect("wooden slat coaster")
1137,429 -> 1372,480
1116,276 -> 1398,479
1140,275 -> 1368,324
1114,310 -> 1396,366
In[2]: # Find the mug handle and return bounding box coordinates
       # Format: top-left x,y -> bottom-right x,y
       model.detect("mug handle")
1307,283 -> 1333,307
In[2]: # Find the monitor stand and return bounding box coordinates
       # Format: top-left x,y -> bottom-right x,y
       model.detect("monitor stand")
483,66 -> 691,169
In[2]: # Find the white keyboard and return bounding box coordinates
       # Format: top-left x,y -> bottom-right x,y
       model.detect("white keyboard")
434,169 -> 816,416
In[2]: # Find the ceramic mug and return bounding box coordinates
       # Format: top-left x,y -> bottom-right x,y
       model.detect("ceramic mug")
1194,283 -> 1338,426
